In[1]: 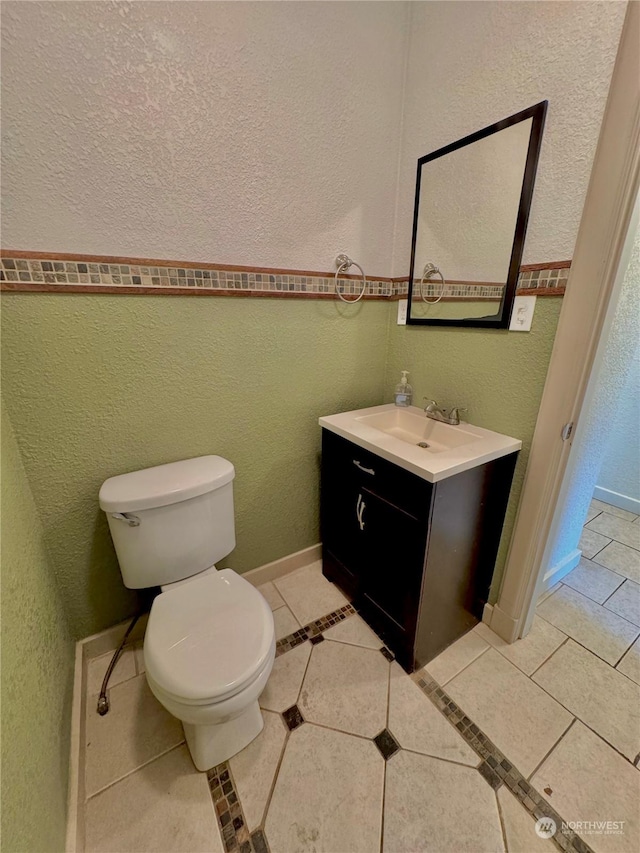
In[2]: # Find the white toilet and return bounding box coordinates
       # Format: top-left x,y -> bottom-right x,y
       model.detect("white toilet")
98,455 -> 275,771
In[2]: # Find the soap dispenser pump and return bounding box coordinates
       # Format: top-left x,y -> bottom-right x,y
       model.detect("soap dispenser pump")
394,370 -> 413,407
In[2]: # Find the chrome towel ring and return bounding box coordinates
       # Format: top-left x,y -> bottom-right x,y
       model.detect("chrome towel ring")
421,262 -> 445,304
335,254 -> 367,303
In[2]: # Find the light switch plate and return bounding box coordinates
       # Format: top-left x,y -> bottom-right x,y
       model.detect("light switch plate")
397,299 -> 408,325
509,295 -> 536,332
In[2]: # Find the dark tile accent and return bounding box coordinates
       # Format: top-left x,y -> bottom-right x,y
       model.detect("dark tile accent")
380,646 -> 395,662
478,759 -> 502,790
309,634 -> 325,645
373,729 -> 400,761
207,762 -> 252,852
250,829 -> 269,853
282,704 -> 305,732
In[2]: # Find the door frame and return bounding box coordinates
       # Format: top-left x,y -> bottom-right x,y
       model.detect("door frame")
489,0 -> 640,642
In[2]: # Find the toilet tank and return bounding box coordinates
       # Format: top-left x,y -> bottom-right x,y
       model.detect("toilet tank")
99,456 -> 236,589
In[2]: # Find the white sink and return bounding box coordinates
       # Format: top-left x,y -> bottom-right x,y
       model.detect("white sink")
319,404 -> 521,483
356,408 -> 483,453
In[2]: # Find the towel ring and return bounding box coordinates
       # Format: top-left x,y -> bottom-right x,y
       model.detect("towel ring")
420,263 -> 445,304
335,254 -> 367,303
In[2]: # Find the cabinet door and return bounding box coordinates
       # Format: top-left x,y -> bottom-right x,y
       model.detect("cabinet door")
359,488 -> 427,631
322,470 -> 368,579
321,437 -> 369,592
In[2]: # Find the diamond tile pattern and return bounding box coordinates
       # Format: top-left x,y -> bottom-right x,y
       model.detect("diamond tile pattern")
83,532 -> 633,853
373,729 -> 400,761
281,704 -> 305,732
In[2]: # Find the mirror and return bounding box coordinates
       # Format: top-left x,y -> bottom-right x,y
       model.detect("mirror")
407,102 -> 547,328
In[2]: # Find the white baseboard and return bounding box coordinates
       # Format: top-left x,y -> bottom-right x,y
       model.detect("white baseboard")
486,604 -> 519,643
593,486 -> 640,516
81,613 -> 149,660
481,603 -> 494,625
544,548 -> 581,589
242,543 -> 322,587
66,642 -> 86,853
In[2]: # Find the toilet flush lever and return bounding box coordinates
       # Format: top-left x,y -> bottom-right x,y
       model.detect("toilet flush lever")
111,512 -> 141,527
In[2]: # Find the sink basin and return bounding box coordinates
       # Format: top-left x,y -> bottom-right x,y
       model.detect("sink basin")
356,408 -> 483,453
319,404 -> 521,483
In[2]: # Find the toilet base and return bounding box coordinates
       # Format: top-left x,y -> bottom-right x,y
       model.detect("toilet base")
183,700 -> 264,771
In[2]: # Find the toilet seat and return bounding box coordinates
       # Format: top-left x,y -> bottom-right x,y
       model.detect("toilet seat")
144,569 -> 275,705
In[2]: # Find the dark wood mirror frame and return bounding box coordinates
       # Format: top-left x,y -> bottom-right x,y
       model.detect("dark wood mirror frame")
407,101 -> 548,329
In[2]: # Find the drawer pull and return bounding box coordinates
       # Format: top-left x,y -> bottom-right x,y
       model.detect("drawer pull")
353,459 -> 375,475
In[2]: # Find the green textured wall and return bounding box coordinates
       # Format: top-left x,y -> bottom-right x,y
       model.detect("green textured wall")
1,295 -> 389,639
1,397 -> 74,852
385,298 -> 564,601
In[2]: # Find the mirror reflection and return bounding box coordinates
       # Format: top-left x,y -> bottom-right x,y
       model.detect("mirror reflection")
407,102 -> 547,328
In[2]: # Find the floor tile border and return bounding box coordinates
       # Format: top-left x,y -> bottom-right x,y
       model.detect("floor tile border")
413,673 -> 594,853
274,603 -> 356,656
207,763 -> 268,853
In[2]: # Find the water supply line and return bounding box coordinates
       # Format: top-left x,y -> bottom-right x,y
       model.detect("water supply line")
96,609 -> 143,716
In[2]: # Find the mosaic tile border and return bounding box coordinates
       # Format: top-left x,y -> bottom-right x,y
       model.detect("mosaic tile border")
207,763 -> 268,853
397,263 -> 570,299
0,254 -> 392,299
0,252 -> 569,299
274,602 -> 356,656
413,672 -> 594,853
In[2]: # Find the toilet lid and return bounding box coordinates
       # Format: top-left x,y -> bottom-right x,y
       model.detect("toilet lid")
144,569 -> 274,704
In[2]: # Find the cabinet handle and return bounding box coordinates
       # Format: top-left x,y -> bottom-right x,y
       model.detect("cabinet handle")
356,493 -> 366,530
353,459 -> 375,475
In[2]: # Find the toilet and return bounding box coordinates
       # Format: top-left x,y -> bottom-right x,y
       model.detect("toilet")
98,455 -> 275,771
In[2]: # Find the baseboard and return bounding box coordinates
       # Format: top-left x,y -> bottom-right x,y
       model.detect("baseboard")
543,548 -> 581,588
486,604 -> 519,643
242,543 -> 322,587
65,641 -> 86,853
81,612 -> 149,660
481,603 -> 494,625
593,486 -> 640,516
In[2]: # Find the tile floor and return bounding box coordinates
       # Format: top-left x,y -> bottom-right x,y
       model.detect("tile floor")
82,502 -> 640,853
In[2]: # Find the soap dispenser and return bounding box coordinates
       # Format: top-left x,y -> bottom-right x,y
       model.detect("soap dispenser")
394,370 -> 413,407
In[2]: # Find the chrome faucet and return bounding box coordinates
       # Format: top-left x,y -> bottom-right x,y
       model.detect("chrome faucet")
423,399 -> 467,426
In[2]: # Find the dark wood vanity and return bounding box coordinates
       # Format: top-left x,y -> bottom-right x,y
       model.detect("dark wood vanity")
320,429 -> 518,672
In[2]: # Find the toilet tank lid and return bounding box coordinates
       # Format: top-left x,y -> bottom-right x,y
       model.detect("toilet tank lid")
99,455 -> 235,513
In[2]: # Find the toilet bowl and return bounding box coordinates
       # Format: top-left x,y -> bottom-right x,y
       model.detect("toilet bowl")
143,568 -> 275,769
99,455 -> 276,770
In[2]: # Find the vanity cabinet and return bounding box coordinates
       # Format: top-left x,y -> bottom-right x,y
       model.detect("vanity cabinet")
321,429 -> 518,672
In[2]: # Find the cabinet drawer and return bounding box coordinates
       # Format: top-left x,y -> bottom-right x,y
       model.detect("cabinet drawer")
322,429 -> 433,520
